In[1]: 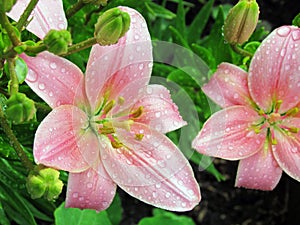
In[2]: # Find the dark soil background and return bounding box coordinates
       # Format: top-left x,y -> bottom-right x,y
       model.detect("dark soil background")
119,1 -> 300,225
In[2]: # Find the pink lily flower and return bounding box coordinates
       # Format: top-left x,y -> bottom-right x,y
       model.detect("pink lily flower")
193,25 -> 300,190
10,2 -> 201,211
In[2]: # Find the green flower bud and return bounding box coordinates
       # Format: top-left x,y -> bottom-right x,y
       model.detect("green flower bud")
26,165 -> 64,201
82,0 -> 108,6
224,0 -> 260,45
5,93 -> 36,124
43,30 -> 72,55
94,8 -> 130,46
0,0 -> 17,12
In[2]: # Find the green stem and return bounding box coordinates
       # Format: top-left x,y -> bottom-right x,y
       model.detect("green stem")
8,58 -> 19,95
25,43 -> 47,55
66,0 -> 85,19
0,12 -> 21,47
61,37 -> 97,56
231,44 -> 253,58
0,107 -> 34,171
16,0 -> 39,31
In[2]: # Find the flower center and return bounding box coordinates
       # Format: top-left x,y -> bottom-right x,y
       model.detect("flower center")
91,96 -> 144,148
252,100 -> 299,145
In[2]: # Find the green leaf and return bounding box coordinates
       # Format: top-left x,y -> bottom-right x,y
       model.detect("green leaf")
138,208 -> 195,225
0,201 -> 10,225
14,57 -> 28,84
175,0 -> 186,38
144,2 -> 176,19
167,67 -> 198,88
187,0 -> 214,44
191,43 -> 216,69
106,194 -> 123,225
190,152 -> 226,182
54,202 -> 113,225
169,26 -> 190,48
0,179 -> 37,225
203,6 -> 233,65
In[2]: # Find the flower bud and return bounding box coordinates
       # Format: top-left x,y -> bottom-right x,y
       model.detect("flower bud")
26,165 -> 64,201
82,0 -> 108,6
43,30 -> 72,55
5,93 -> 36,124
224,0 -> 260,45
94,8 -> 130,46
0,0 -> 17,12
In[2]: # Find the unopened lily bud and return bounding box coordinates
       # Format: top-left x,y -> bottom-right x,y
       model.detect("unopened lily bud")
94,8 -> 130,46
82,0 -> 108,6
224,0 -> 260,45
26,165 -> 64,201
5,93 -> 36,124
0,0 -> 17,12
43,30 -> 72,55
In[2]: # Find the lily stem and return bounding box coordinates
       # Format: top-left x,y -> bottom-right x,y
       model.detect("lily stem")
231,44 -> 253,58
16,0 -> 39,31
0,106 -> 34,171
7,58 -> 19,95
61,37 -> 97,56
66,0 -> 85,19
0,12 -> 21,47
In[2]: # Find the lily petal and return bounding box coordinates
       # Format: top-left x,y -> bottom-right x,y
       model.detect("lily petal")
8,0 -> 67,39
66,162 -> 117,211
202,63 -> 252,108
248,26 -> 300,113
23,52 -> 85,108
235,144 -> 282,190
128,84 -> 187,133
272,117 -> 300,181
99,123 -> 200,211
192,106 -> 266,160
85,7 -> 152,112
34,105 -> 98,172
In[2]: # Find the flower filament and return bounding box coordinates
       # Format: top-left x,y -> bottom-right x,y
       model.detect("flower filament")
91,95 -> 145,149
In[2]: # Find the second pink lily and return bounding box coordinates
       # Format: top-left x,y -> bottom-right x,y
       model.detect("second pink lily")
193,25 -> 300,190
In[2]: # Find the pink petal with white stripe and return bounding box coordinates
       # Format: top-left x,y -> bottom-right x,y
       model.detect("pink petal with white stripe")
8,0 -> 67,39
66,163 -> 116,211
85,7 -> 152,111
192,106 -> 266,160
235,144 -> 282,190
23,52 -> 85,108
272,118 -> 300,181
130,84 -> 187,133
99,123 -> 200,211
34,105 -> 98,172
202,63 -> 252,108
248,26 -> 300,113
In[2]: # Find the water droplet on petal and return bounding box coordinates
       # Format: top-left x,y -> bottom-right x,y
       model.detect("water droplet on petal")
72,192 -> 79,198
146,86 -> 153,94
50,62 -> 57,69
155,112 -> 161,118
27,69 -> 38,82
87,182 -> 93,189
277,26 -> 291,37
38,83 -> 45,90
292,30 -> 300,41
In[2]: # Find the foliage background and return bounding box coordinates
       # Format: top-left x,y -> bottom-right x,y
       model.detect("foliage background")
0,0 -> 300,225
